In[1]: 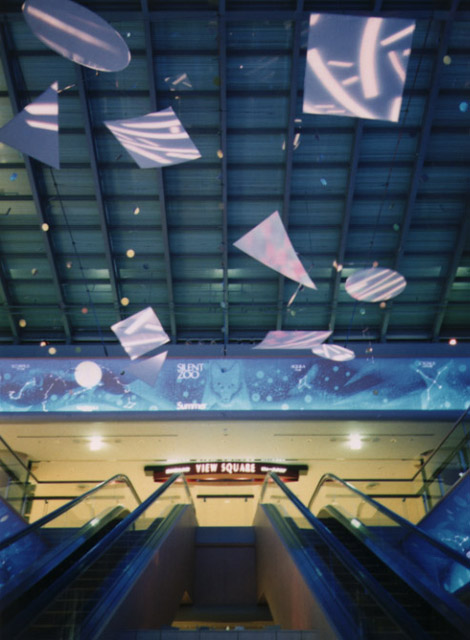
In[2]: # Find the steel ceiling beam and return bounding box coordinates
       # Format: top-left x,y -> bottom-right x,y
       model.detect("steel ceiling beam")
218,0 -> 229,353
3,6 -> 470,20
75,65 -> 122,324
379,0 -> 460,341
431,197 -> 470,340
275,0 -> 304,331
0,22 -> 72,342
141,0 -> 177,342
328,0 -> 382,339
0,262 -> 19,341
328,119 -> 363,338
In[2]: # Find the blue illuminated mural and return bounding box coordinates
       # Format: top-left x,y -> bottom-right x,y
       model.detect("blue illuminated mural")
0,355 -> 468,414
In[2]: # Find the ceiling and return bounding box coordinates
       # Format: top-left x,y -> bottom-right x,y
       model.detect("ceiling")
0,0 -> 469,352
0,418 -> 448,464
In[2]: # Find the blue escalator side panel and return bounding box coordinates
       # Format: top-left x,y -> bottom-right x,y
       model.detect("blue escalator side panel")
403,471 -> 470,594
0,495 -> 47,587
0,495 -> 28,542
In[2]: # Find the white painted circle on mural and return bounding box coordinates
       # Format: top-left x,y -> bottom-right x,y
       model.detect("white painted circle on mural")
74,361 -> 103,388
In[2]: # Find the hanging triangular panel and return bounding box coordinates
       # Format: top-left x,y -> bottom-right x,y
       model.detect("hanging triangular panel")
0,82 -> 60,168
233,211 -> 317,289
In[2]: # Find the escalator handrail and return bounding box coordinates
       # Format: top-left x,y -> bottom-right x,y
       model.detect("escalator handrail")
260,478 -> 434,640
307,471 -> 470,569
0,473 -> 141,552
264,472 -> 470,635
1,472 -> 190,636
411,405 -> 470,482
47,472 -> 192,586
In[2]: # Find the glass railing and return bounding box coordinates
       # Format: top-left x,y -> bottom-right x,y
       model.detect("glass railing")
259,472 -> 435,640
416,408 -> 470,510
336,406 -> 470,519
0,435 -> 119,521
309,477 -> 428,524
4,473 -> 194,640
0,473 -> 141,602
306,472 -> 470,629
0,443 -> 36,518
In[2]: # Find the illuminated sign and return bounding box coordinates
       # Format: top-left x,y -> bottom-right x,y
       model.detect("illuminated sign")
145,462 -> 307,484
0,355 -> 468,414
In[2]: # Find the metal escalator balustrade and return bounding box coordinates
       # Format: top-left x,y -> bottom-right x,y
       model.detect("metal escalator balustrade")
259,471 -> 470,639
0,434 -> 142,522
0,472 -> 142,634
306,472 -> 470,634
332,406 -> 470,522
0,471 -> 141,596
4,472 -> 196,640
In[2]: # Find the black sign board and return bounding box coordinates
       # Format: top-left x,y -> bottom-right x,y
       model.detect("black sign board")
145,461 -> 307,483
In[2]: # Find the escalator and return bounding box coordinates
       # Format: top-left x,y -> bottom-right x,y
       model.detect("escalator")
3,469 -> 470,639
0,471 -> 197,639
296,471 -> 470,638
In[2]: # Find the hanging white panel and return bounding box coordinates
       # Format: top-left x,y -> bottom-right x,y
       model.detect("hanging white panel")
303,13 -> 415,122
111,307 -> 170,360
0,82 -> 60,168
23,0 -> 131,71
104,107 -> 201,169
233,211 -> 317,289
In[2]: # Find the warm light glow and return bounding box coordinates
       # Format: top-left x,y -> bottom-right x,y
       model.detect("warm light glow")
327,60 -> 354,68
126,249 -> 135,258
24,100 -> 58,116
349,434 -> 362,450
359,18 -> 382,99
121,297 -> 130,306
19,319 -> 27,328
41,223 -> 49,231
380,24 -> 415,47
387,50 -> 406,82
25,119 -> 59,132
306,49 -> 376,119
449,338 -> 458,346
342,75 -> 359,86
25,4 -> 116,53
48,346 -> 57,355
89,436 -> 104,451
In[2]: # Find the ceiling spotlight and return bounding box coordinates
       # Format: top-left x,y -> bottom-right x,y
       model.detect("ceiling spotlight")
349,434 -> 362,450
126,249 -> 135,258
18,318 -> 27,328
89,436 -> 104,451
48,347 -> 57,355
41,223 -> 49,231
121,297 -> 130,306
449,338 -> 457,346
